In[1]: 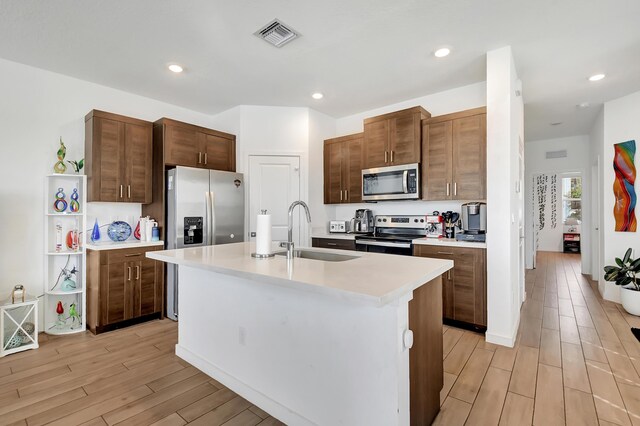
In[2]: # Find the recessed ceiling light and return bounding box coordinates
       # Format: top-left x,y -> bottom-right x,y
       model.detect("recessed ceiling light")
588,73 -> 605,82
434,47 -> 451,58
311,92 -> 324,100
550,122 -> 563,126
577,102 -> 590,109
168,64 -> 184,73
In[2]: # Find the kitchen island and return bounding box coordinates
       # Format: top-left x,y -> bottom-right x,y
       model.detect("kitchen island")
147,242 -> 452,426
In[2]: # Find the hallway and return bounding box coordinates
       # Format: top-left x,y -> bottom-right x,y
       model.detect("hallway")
435,251 -> 640,425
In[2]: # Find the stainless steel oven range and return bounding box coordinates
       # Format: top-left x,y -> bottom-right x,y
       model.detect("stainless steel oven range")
355,215 -> 427,256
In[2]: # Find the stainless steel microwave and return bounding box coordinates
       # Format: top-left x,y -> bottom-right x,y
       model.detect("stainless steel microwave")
362,163 -> 420,201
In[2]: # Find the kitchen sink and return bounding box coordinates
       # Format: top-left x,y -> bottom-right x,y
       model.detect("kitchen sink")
274,249 -> 358,262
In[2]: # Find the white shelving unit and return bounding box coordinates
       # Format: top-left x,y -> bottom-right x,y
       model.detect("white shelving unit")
44,174 -> 87,335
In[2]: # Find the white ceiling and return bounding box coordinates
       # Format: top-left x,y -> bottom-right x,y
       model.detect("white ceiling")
1,0 -> 639,141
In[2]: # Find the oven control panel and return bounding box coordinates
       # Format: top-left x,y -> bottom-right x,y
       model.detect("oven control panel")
375,215 -> 426,228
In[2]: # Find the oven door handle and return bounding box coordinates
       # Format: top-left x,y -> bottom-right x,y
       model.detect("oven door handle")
356,240 -> 412,249
403,170 -> 409,193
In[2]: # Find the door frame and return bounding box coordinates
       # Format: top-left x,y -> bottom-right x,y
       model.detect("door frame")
245,151 -> 309,245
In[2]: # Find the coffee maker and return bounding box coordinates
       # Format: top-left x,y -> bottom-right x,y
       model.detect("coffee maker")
456,202 -> 487,242
350,209 -> 374,234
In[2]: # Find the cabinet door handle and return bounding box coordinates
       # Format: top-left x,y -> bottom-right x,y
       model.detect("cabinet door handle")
135,265 -> 140,280
204,153 -> 208,165
125,253 -> 142,257
127,184 -> 131,199
390,150 -> 394,163
446,183 -> 450,196
120,184 -> 124,199
340,190 -> 343,201
447,270 -> 451,280
198,152 -> 202,164
384,151 -> 388,163
345,189 -> 348,200
326,242 -> 338,246
437,251 -> 454,255
127,266 -> 132,281
454,182 -> 457,196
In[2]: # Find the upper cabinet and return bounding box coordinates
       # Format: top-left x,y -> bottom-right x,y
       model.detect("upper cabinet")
324,133 -> 364,204
85,110 -> 153,204
363,107 -> 430,168
159,118 -> 236,171
422,107 -> 486,201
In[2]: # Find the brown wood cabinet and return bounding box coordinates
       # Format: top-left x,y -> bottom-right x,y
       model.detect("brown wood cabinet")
363,106 -> 430,168
323,133 -> 363,204
413,244 -> 486,330
422,107 -> 486,201
311,237 -> 356,251
85,110 -> 153,203
142,119 -> 237,242
160,118 -> 236,171
87,246 -> 164,334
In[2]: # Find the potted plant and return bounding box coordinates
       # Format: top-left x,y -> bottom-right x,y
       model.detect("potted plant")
604,248 -> 640,315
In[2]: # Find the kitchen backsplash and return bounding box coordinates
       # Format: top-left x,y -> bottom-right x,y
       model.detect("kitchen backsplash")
86,202 -> 142,241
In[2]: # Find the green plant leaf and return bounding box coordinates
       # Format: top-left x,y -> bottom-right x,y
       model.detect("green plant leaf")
631,258 -> 640,270
616,257 -> 624,267
623,248 -> 633,264
604,266 -> 619,273
605,270 -> 619,281
79,159 -> 84,170
618,276 -> 633,286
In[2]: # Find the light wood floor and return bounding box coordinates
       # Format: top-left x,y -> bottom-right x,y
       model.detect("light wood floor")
0,319 -> 285,425
434,251 -> 640,426
1,251 -> 638,425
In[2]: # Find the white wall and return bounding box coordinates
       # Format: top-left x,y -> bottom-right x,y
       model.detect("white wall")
598,90 -> 640,302
0,58 -> 221,306
308,109 -> 337,233
485,46 -> 523,347
524,136 -> 592,274
589,108 -> 604,293
336,82 -> 486,135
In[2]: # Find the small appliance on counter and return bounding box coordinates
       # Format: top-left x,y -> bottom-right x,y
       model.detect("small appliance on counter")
329,220 -> 349,233
425,212 -> 445,238
456,202 -> 487,242
441,211 -> 460,239
350,209 -> 374,234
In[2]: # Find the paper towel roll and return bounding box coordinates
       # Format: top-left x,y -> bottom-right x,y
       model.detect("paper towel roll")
256,212 -> 272,255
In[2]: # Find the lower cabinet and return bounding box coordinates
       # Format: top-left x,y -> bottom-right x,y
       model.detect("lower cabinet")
87,246 -> 164,334
311,237 -> 356,251
413,244 -> 486,330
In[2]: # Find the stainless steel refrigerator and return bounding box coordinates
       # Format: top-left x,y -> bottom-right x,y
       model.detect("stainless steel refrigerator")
166,166 -> 245,320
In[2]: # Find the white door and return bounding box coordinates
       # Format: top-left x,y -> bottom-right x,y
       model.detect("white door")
248,155 -> 302,246
518,138 -> 526,303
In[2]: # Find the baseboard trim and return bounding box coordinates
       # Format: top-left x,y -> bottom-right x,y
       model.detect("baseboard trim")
175,345 -> 314,426
485,314 -> 520,348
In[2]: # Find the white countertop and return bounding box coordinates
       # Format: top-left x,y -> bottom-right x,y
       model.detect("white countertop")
147,242 -> 452,306
413,237 -> 487,249
86,240 -> 164,251
311,233 -> 357,240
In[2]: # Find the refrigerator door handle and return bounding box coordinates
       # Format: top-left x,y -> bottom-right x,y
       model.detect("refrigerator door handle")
210,191 -> 216,245
205,191 -> 212,245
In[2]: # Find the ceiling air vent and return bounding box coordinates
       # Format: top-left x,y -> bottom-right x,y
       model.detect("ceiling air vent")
254,19 -> 299,48
546,150 -> 567,159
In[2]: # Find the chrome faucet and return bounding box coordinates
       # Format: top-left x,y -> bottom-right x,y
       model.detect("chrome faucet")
280,200 -> 312,259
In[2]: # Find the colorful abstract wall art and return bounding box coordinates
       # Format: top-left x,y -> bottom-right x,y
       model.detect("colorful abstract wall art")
613,140 -> 637,232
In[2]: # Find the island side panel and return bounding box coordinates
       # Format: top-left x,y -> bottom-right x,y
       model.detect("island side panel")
409,276 -> 443,426
176,265 -> 410,426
